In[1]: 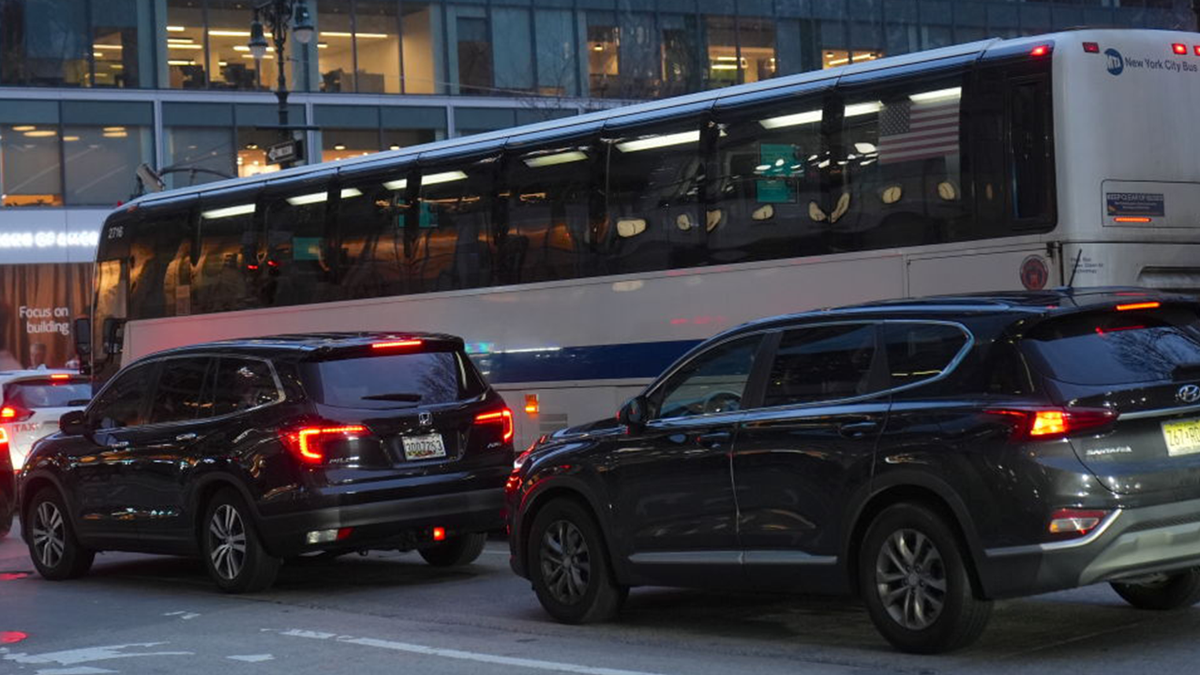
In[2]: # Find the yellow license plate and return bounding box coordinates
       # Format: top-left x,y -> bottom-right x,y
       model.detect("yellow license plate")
1161,418 -> 1200,457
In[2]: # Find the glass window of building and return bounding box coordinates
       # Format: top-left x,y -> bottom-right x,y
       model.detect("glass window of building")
165,127 -> 236,189
318,0 -> 355,92
353,0 -> 400,94
586,13 -> 619,98
453,9 -> 492,95
383,129 -> 436,151
822,49 -> 883,69
0,0 -> 89,86
92,0 -> 148,88
165,0 -> 208,88
493,7 -> 533,93
400,2 -> 439,94
618,11 -> 658,98
0,113 -> 62,207
535,9 -> 577,97
739,18 -> 776,84
208,0 -> 276,90
705,15 -> 739,88
322,128 -> 380,162
237,128 -> 284,178
381,106 -> 444,149
62,124 -> 153,206
660,14 -> 699,98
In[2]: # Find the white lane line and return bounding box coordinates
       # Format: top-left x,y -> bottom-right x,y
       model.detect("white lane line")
4,643 -> 194,666
35,668 -> 116,675
163,611 -> 201,620
279,629 -> 671,675
228,654 -> 275,663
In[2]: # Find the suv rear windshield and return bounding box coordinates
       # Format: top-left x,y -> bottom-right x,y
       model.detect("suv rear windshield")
304,351 -> 486,409
4,380 -> 92,409
1021,306 -> 1200,385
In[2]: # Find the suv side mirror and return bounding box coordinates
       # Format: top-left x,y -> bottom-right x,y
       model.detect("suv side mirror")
101,317 -> 125,355
73,317 -> 92,357
617,396 -> 649,429
60,410 -> 89,436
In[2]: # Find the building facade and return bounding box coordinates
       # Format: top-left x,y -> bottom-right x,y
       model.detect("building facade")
0,0 -> 1194,368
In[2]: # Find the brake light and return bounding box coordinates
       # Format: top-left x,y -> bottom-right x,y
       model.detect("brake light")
1048,508 -> 1110,537
1195,46 -> 1200,57
524,394 -> 539,415
474,408 -> 514,443
987,407 -> 1117,442
1113,216 -> 1151,223
371,339 -> 423,350
1172,43 -> 1188,55
1082,42 -> 1099,54
1116,301 -> 1160,311
432,526 -> 446,542
0,427 -> 7,448
1030,44 -> 1051,58
50,374 -> 70,381
0,406 -> 32,422
281,424 -> 369,464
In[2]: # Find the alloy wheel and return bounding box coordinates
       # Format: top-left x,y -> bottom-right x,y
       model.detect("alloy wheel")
209,504 -> 247,581
31,501 -> 66,569
540,519 -> 591,604
875,528 -> 948,630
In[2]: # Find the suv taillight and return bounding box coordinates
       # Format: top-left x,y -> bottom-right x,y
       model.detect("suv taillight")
474,407 -> 514,443
986,407 -> 1117,442
280,424 -> 371,464
0,405 -> 32,422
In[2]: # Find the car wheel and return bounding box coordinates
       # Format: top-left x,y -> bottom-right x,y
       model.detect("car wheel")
1112,569 -> 1200,610
859,503 -> 992,654
528,498 -> 624,624
200,488 -> 279,593
418,532 -> 487,567
26,487 -> 94,581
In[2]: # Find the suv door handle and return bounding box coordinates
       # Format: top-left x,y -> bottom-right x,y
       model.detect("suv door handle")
175,432 -> 197,442
838,421 -> 879,438
696,430 -> 732,445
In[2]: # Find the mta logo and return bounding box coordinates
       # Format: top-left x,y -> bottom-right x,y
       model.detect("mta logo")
1105,48 -> 1124,76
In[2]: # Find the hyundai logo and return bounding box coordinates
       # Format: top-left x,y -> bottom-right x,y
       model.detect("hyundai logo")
418,412 -> 433,427
1178,384 -> 1200,404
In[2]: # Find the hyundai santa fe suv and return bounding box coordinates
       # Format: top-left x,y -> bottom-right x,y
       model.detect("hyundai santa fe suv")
20,333 -> 514,592
506,289 -> 1200,653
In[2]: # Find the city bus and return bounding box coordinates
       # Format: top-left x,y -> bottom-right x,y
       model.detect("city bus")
87,28 -> 1200,448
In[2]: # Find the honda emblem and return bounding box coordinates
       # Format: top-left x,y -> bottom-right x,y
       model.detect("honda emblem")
1178,384 -> 1200,405
418,411 -> 433,427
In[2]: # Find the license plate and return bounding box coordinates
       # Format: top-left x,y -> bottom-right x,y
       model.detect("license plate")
1162,418 -> 1200,457
402,433 -> 446,461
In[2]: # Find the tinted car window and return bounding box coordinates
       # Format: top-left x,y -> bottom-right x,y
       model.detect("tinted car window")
306,352 -> 485,410
884,323 -> 968,388
211,358 -> 281,416
4,381 -> 92,408
1022,307 -> 1200,385
149,357 -> 212,424
656,335 -> 760,419
763,324 -> 877,407
91,363 -> 156,429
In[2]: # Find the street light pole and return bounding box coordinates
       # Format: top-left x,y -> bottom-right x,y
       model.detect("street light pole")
248,0 -> 313,165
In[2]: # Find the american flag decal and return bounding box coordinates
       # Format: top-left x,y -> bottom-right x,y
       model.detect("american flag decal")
877,96 -> 960,165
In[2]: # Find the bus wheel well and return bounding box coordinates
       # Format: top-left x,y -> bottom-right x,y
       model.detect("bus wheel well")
846,485 -> 985,600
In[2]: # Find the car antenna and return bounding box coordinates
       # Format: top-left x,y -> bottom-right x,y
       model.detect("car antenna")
1065,249 -> 1084,291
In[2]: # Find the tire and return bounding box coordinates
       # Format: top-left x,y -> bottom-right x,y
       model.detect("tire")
527,498 -> 624,624
25,487 -> 94,581
858,503 -> 992,654
200,488 -> 279,593
419,532 -> 487,567
1112,569 -> 1200,610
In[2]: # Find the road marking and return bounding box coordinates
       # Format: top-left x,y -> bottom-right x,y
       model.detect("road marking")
4,642 -> 194,666
163,611 -> 201,620
228,654 -> 275,663
279,629 -> 671,675
34,668 -> 116,675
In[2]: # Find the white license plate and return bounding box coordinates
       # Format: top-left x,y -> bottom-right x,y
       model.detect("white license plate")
402,433 -> 446,461
1162,418 -> 1200,457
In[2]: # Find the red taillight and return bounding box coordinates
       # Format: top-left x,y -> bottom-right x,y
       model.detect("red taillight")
1195,45 -> 1200,57
524,394 -> 539,415
0,427 -> 8,448
1030,44 -> 1051,57
1113,216 -> 1152,223
281,424 -> 369,464
1048,509 -> 1110,537
50,374 -> 70,381
1116,301 -> 1160,311
1172,43 -> 1187,55
371,339 -> 423,350
987,407 -> 1117,442
0,406 -> 32,422
1082,42 -> 1099,54
474,408 -> 514,443
432,526 -> 446,542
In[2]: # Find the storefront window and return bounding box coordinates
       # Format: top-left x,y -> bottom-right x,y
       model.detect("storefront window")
317,0 -> 355,92
322,128 -> 379,162
62,124 -> 153,206
354,0 -> 400,94
401,2 -> 439,94
0,123 -> 63,206
165,126 -> 235,189
166,0 -> 207,88
587,13 -> 619,98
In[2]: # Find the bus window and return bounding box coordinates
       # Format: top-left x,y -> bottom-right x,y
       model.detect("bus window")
1010,78 -> 1053,222
127,200 -> 196,321
834,74 -> 970,251
603,117 -> 706,273
708,92 -> 827,264
339,168 -> 412,300
261,176 -> 338,308
504,137 -> 603,284
194,190 -> 259,314
413,157 -> 498,293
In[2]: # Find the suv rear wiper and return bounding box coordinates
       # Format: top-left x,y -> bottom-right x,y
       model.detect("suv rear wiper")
361,392 -> 423,402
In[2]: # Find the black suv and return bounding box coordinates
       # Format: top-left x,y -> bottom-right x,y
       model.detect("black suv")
507,289 -> 1200,653
20,333 -> 514,592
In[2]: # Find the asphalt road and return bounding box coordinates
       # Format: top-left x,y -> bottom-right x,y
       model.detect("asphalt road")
2,520 -> 1198,675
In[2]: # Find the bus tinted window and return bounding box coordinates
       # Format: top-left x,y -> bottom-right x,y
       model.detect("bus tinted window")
194,191 -> 258,314
262,179 -> 338,307
127,204 -> 195,321
414,157 -> 498,292
603,118 -> 706,274
709,94 -> 827,264
1010,78 -> 1053,222
835,75 -> 969,251
339,170 -> 411,300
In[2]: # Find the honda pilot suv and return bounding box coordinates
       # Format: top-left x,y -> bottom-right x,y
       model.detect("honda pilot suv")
20,333 -> 514,592
507,289 -> 1200,653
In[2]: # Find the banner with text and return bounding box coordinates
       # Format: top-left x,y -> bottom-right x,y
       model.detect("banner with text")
0,263 -> 92,371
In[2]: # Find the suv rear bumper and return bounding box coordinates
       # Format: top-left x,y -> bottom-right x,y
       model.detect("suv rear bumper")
980,496 -> 1200,598
257,487 -> 505,557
